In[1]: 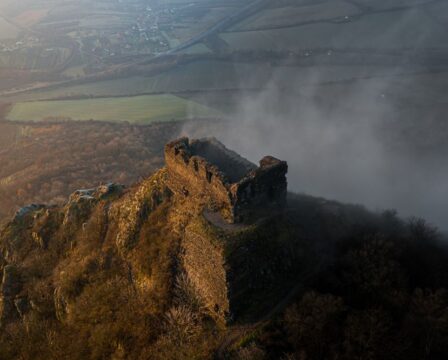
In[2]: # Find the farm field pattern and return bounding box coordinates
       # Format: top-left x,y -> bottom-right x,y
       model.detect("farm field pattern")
0,0 -> 447,126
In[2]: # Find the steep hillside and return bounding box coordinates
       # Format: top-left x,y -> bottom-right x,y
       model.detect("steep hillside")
1,142 -> 448,359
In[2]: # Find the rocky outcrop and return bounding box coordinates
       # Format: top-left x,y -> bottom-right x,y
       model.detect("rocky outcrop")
54,286 -> 69,322
0,264 -> 21,325
113,169 -> 170,252
14,297 -> 29,318
13,204 -> 47,223
1,265 -> 20,297
63,183 -> 125,229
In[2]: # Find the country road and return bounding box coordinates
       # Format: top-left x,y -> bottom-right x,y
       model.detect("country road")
160,0 -> 270,57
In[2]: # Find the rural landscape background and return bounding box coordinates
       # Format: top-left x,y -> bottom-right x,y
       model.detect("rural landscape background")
1,1 -> 448,360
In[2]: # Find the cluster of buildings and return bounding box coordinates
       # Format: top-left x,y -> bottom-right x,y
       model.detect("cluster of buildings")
0,36 -> 41,53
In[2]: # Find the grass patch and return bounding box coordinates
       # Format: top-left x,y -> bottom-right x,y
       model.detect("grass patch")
6,94 -> 220,123
17,60 -> 266,102
234,328 -> 263,350
230,1 -> 358,31
221,8 -> 447,51
177,43 -> 212,54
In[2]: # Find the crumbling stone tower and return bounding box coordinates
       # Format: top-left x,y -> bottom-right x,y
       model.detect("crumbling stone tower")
165,137 -> 288,223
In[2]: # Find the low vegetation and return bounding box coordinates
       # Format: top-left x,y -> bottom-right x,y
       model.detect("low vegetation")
0,121 -> 182,221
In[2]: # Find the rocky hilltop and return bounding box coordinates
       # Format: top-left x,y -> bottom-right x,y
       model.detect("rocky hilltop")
1,138 -> 448,360
1,137 -> 292,327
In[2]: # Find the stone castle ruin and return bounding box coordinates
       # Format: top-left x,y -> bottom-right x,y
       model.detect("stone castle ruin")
165,137 -> 288,223
0,138 -> 290,326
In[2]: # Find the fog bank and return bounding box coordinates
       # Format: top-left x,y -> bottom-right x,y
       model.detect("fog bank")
182,71 -> 448,230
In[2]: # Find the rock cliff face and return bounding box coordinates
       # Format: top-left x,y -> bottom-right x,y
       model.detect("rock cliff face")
0,139 -> 295,329
0,264 -> 21,326
165,137 -> 288,223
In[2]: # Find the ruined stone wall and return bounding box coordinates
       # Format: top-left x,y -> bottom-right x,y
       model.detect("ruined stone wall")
189,138 -> 256,183
165,138 -> 236,221
165,138 -> 288,223
230,156 -> 288,222
182,225 -> 229,321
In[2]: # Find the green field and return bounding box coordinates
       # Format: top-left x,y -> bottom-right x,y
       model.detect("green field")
6,94 -> 221,123
12,60 -> 271,101
354,0 -> 433,10
0,46 -> 72,69
222,8 -> 448,51
230,1 -> 359,31
178,43 -> 212,54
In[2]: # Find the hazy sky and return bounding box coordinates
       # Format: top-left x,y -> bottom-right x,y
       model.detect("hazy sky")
180,1 -> 448,231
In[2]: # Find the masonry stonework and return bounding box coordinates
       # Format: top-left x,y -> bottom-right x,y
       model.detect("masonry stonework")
165,137 -> 288,223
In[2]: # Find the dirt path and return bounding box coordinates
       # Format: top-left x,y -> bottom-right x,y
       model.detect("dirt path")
202,209 -> 248,232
